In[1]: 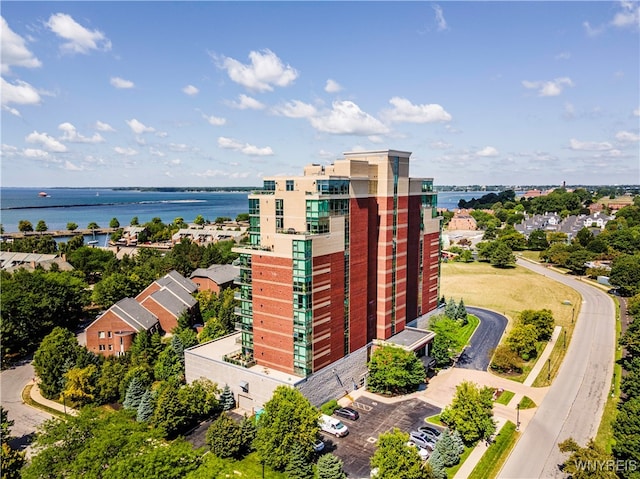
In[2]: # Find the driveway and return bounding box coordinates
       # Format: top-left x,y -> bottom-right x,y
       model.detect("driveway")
455,307 -> 507,371
324,395 -> 441,479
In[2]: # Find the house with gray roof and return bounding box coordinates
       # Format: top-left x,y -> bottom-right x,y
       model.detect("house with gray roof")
190,264 -> 238,293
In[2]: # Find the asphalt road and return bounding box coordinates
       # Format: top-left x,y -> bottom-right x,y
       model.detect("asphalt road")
500,259 -> 616,479
455,307 -> 507,371
0,361 -> 53,449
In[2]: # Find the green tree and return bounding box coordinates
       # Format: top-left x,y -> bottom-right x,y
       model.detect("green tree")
612,396 -> 640,474
565,248 -> 594,275
429,316 -> 463,367
490,242 -> 516,268
36,220 -> 48,232
109,217 -> 120,228
220,384 -> 236,411
18,220 -> 33,232
123,377 -> 146,410
66,222 -> 78,231
490,344 -> 523,373
285,442 -> 314,479
610,254 -> 640,296
236,213 -> 250,222
92,272 -> 146,308
130,216 -> 139,225
576,227 -> 595,247
33,327 -> 85,399
178,378 -> 220,422
254,386 -> 320,471
367,345 -> 425,395
151,380 -> 192,439
194,215 -> 206,225
559,438 -> 617,479
207,412 -> 243,458
239,414 -> 257,454
439,381 -> 496,445
455,299 -> 467,324
61,364 -> 98,407
136,389 -> 155,423
444,298 -> 457,319
527,230 -> 549,250
1,406 -> 25,479
316,453 -> 347,479
370,428 -> 435,479
518,309 -> 555,341
506,323 -> 538,359
87,221 -> 100,230
434,429 -> 459,467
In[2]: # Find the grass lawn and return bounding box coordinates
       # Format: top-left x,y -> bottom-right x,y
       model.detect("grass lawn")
468,421 -> 519,479
22,384 -> 65,417
518,396 -> 536,409
594,300 -> 622,453
213,452 -> 288,478
518,251 -> 541,262
426,414 -> 445,426
494,390 -> 515,405
441,261 -> 581,384
446,445 -> 475,479
455,314 -> 480,347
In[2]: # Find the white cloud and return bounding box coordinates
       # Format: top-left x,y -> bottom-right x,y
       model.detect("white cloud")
555,51 -> 571,60
182,84 -> 199,96
228,94 -> 265,110
476,146 -> 499,157
611,0 -> 640,29
273,100 -> 317,118
1,16 -> 42,74
522,77 -> 574,97
633,108 -> 640,117
309,101 -> 389,135
368,135 -> 384,144
325,79 -> 343,93
2,105 -> 21,117
615,130 -> 640,142
383,97 -> 452,123
126,119 -> 155,134
23,148 -> 50,159
202,113 -> 226,126
430,140 -> 452,150
168,143 -> 190,152
433,4 -> 448,31
569,138 -> 613,151
1,77 -> 42,106
196,169 -> 252,179
217,49 -> 298,92
166,158 -> 182,166
95,120 -> 115,132
58,122 -> 105,143
46,13 -> 111,54
63,160 -> 85,171
25,131 -> 67,152
111,77 -> 134,89
114,146 -> 138,156
583,21 -> 605,37
217,137 -> 274,156
149,147 -> 165,157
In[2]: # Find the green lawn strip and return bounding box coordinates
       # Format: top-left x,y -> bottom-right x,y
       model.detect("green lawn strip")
468,421 -> 519,479
518,396 -> 536,409
494,390 -> 515,405
446,445 -> 475,479
594,300 -> 622,453
455,314 -> 480,347
518,251 -> 541,262
426,414 -> 445,426
218,452 -> 288,478
21,384 -> 65,418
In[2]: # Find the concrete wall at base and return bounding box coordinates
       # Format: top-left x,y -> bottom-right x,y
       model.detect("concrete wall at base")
185,352 -> 293,414
297,344 -> 370,407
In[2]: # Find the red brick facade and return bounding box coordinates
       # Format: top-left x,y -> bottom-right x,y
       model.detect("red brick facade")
85,311 -> 137,356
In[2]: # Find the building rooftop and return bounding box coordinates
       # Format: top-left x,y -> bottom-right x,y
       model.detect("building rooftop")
381,327 -> 436,351
110,297 -> 159,331
190,264 -> 238,285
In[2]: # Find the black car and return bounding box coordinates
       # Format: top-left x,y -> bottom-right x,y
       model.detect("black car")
333,407 -> 359,421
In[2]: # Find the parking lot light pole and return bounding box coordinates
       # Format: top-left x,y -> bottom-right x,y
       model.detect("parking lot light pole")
516,403 -> 520,431
547,358 -> 551,381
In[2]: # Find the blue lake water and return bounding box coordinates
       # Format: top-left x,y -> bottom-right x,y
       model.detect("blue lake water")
0,187 -> 491,233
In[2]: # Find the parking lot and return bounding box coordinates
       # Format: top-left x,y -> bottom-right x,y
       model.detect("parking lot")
319,396 -> 441,479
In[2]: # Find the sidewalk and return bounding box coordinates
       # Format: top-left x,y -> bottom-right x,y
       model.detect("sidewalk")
27,379 -> 77,416
453,417 -> 508,479
523,325 -> 562,387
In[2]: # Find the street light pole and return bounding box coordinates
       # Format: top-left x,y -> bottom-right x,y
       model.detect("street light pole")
547,358 -> 551,381
563,329 -> 567,349
516,402 -> 520,431
572,307 -> 575,324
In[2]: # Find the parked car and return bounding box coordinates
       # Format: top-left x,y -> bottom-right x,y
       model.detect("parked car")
417,425 -> 442,442
313,438 -> 325,452
407,441 -> 430,460
319,414 -> 349,437
409,431 -> 436,451
334,407 -> 359,421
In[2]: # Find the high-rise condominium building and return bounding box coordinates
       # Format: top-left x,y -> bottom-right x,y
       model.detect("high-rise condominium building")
233,149 -> 441,377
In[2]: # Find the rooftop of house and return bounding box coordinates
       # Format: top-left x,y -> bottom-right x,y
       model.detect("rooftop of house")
148,285 -> 197,317
156,270 -> 198,294
0,252 -> 74,272
107,297 -> 159,332
190,264 -> 238,285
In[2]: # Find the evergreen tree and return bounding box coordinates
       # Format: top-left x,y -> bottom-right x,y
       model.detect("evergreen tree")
450,430 -> 465,455
455,299 -> 468,325
136,389 -> 154,422
206,412 -> 242,458
285,442 -> 314,479
445,298 -> 457,319
427,448 -> 446,479
316,453 -> 346,479
171,334 -> 185,368
123,377 -> 146,410
435,429 -> 459,467
220,384 -> 236,411
239,414 -> 257,454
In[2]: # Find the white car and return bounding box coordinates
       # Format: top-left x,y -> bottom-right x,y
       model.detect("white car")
407,441 -> 431,460
319,414 -> 349,437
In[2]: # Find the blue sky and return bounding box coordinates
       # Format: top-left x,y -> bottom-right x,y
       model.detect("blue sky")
1,1 -> 638,188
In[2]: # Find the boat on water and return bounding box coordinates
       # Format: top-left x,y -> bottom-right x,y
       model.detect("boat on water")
38,191 -> 50,197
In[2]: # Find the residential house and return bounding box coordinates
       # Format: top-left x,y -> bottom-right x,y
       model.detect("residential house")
190,264 -> 238,293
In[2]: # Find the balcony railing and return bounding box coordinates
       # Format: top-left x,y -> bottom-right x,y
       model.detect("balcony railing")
223,349 -> 257,368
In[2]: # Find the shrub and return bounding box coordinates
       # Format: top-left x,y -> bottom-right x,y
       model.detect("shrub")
321,399 -> 339,416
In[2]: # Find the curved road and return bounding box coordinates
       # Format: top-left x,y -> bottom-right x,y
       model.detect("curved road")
500,259 -> 616,478
456,307 -> 507,371
0,361 -> 52,448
